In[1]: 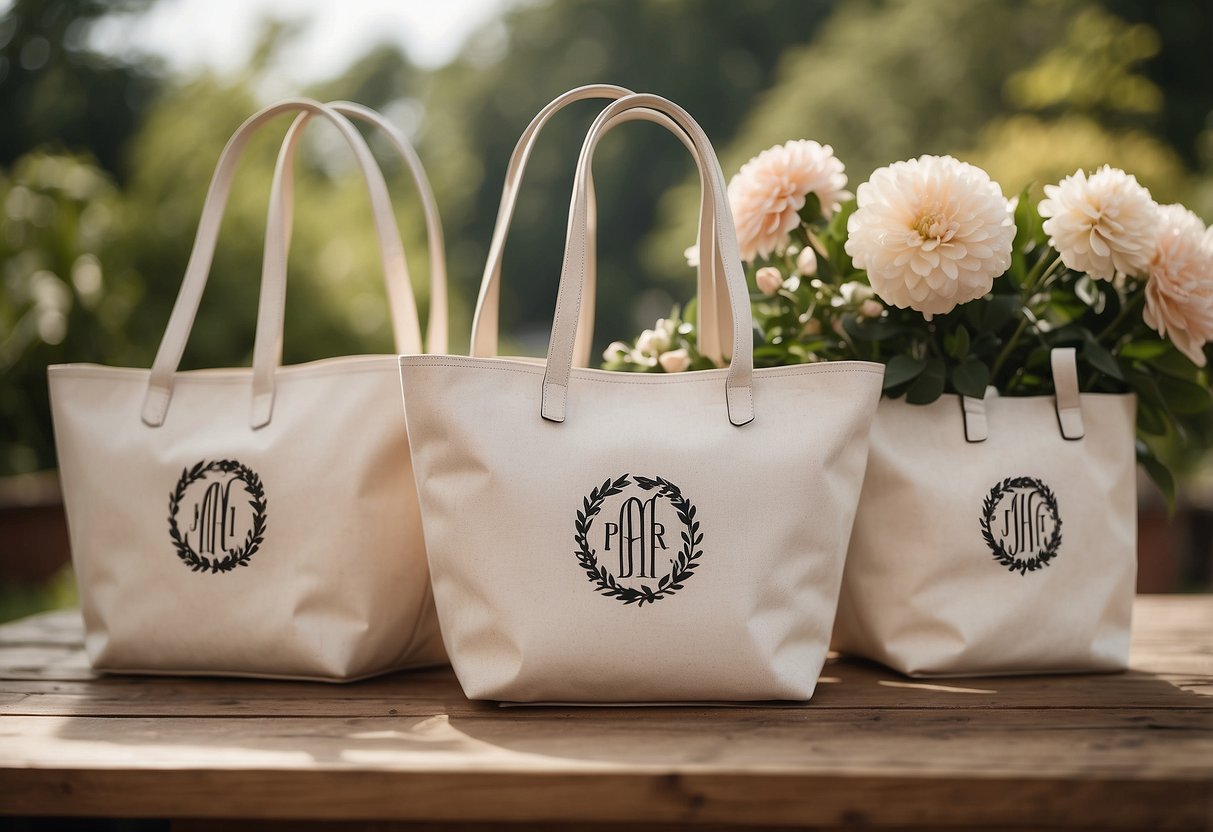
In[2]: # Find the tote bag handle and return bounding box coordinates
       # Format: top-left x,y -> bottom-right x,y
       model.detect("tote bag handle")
468,85 -> 731,366
470,84 -> 628,365
252,101 -> 448,426
961,347 -> 1085,442
141,99 -> 408,428
541,93 -> 755,426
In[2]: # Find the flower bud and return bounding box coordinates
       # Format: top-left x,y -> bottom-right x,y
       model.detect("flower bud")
860,298 -> 884,318
658,348 -> 691,373
756,266 -> 784,296
796,247 -> 818,276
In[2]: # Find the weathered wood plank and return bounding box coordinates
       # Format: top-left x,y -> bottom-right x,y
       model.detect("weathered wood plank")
0,597 -> 1209,829
2,767 -> 1209,829
0,664 -> 1208,717
1,710 -> 1208,776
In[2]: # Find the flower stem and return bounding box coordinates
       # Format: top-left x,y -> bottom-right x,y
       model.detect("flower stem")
990,250 -> 1061,382
1097,291 -> 1146,343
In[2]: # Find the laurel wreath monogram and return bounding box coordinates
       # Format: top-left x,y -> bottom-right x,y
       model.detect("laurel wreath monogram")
168,459 -> 267,574
574,473 -> 702,606
979,475 -> 1062,575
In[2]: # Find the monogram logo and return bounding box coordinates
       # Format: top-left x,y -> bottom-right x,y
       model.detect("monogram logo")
603,494 -> 668,579
980,476 -> 1062,574
168,460 -> 267,574
574,474 -> 702,606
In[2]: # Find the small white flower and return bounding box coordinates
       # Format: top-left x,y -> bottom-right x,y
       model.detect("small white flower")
602,341 -> 631,362
860,298 -> 884,318
1143,204 -> 1213,367
796,246 -> 818,276
658,348 -> 691,373
1039,166 -> 1157,280
684,244 -> 700,268
728,139 -> 851,262
635,318 -> 675,357
755,266 -> 784,296
845,155 -> 1014,318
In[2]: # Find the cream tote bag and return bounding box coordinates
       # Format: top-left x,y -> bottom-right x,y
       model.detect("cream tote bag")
832,348 -> 1137,677
399,93 -> 884,702
48,99 -> 446,680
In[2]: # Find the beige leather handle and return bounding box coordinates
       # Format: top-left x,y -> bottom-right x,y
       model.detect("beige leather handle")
541,93 -> 755,426
470,84 -> 630,364
254,101 -> 448,426
1051,346 -> 1085,440
961,347 -> 1085,442
470,84 -> 730,365
141,98 -> 404,428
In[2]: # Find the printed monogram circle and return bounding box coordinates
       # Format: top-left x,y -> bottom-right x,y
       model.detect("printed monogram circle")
574,474 -> 702,606
980,475 -> 1062,575
168,460 -> 267,573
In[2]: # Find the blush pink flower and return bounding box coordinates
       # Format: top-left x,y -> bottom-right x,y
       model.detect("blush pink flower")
728,140 -> 850,262
1143,204 -> 1213,367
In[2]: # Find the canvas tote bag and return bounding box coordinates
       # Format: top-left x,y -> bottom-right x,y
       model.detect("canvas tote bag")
49,99 -> 446,680
831,348 -> 1137,676
399,93 -> 884,702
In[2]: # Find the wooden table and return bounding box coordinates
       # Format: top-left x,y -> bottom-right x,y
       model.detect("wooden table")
0,596 -> 1209,831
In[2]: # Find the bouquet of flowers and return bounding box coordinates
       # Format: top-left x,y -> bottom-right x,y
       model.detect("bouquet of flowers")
604,141 -> 1213,502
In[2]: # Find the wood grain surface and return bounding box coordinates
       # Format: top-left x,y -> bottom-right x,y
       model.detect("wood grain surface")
0,595 -> 1209,830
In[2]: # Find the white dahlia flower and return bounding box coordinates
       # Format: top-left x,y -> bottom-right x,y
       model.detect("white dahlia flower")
1038,166 -> 1157,281
728,140 -> 851,262
1143,204 -> 1213,367
844,155 -> 1014,317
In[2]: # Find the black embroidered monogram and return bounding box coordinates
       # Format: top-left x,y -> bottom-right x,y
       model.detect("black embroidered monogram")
980,475 -> 1062,575
574,474 -> 702,606
168,460 -> 267,573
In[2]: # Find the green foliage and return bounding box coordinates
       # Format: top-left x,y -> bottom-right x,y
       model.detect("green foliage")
0,0 -> 161,175
0,153 -> 139,474
606,184 -> 1211,504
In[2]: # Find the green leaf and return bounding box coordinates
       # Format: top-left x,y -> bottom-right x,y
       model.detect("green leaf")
1155,375 -> 1213,415
1135,399 -> 1169,436
798,192 -> 823,225
1136,440 -> 1176,513
1147,347 -> 1208,379
951,358 -> 991,398
1118,339 -> 1171,361
905,358 -> 947,404
1083,341 -> 1124,381
842,315 -> 903,342
883,355 -> 927,390
946,325 -> 971,359
967,294 -> 1021,334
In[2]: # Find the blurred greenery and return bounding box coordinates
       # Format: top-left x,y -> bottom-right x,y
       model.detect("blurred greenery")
1,0 -> 1211,488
